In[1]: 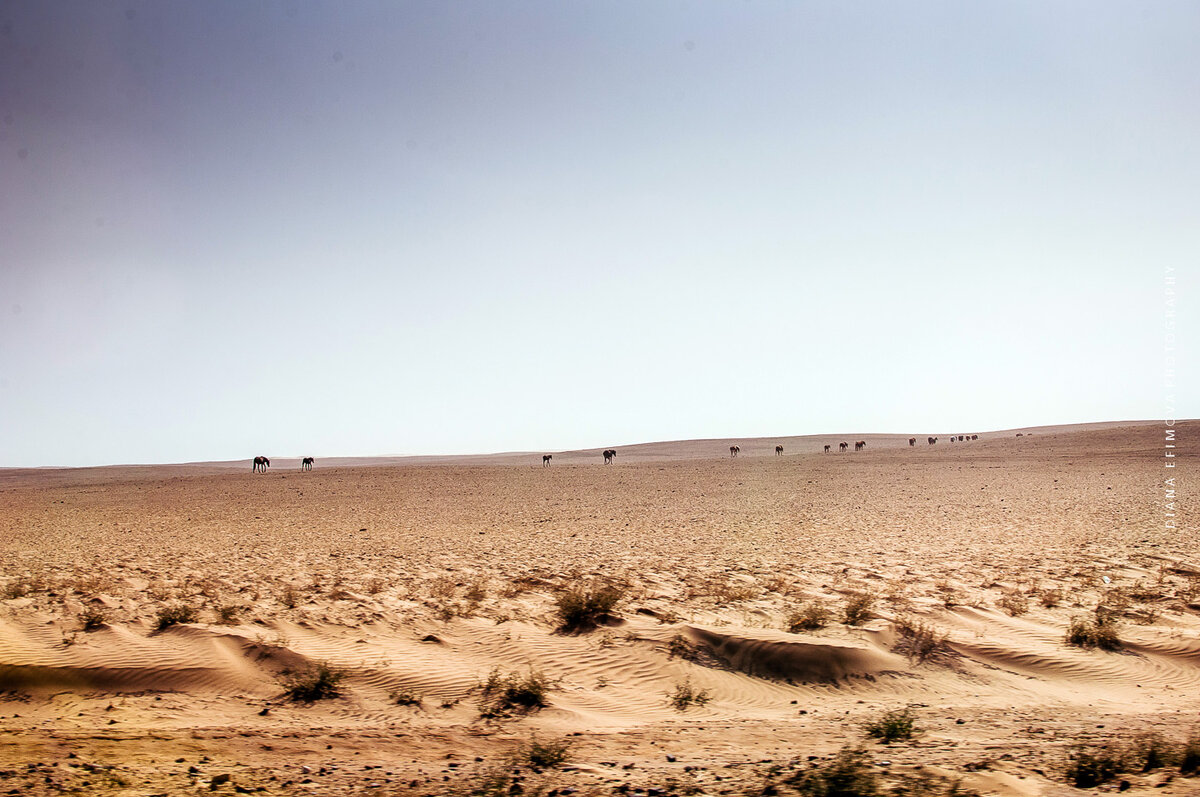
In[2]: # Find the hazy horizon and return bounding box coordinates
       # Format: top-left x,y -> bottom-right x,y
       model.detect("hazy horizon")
2,2 -> 1195,467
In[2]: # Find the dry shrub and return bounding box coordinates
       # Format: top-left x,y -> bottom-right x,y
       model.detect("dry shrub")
843,591 -> 876,625
669,679 -> 710,711
464,579 -> 488,604
428,576 -> 458,599
215,604 -> 240,624
1065,613 -> 1122,651
788,600 -> 831,632
280,584 -> 300,609
1038,587 -> 1064,608
365,577 -> 386,595
997,591 -> 1029,616
665,634 -> 704,661
864,707 -> 917,743
521,737 -> 571,770
893,616 -> 950,663
282,662 -> 346,702
786,746 -> 879,796
554,582 -> 624,632
79,608 -> 107,631
478,669 -> 552,717
154,604 -> 198,630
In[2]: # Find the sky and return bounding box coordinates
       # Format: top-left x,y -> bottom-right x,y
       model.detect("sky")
1,1 -> 1196,467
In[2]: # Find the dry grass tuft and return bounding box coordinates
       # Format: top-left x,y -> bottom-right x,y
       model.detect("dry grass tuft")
669,679 -> 710,711
842,591 -> 876,625
282,662 -> 346,702
787,600 -> 831,632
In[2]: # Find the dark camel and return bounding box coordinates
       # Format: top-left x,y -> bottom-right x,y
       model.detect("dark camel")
603,449 -> 616,464
909,437 -> 916,447
775,445 -> 784,456
824,445 -> 831,453
839,442 -> 848,452
928,437 -> 937,445
252,456 -> 270,473
730,445 -> 740,458
301,457 -> 314,471
542,454 -> 552,467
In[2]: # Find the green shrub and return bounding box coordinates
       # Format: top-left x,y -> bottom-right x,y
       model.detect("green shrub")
864,707 -> 917,744
154,604 -> 198,630
282,662 -> 346,702
554,583 -> 624,632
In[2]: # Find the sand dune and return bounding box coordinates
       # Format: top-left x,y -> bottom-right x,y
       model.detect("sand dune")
0,420 -> 1195,795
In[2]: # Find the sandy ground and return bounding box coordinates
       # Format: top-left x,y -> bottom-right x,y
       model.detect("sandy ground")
0,422 -> 1195,796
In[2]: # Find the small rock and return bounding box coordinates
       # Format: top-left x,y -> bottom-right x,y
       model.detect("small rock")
666,755 -> 676,762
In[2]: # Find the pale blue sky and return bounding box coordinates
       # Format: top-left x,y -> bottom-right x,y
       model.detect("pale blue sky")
1,2 -> 1195,467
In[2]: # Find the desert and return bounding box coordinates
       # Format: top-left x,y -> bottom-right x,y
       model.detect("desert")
0,421 -> 1195,796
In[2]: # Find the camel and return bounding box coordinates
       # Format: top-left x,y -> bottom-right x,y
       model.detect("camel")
839,442 -> 848,452
252,456 -> 270,473
971,435 -> 978,440
824,445 -> 831,453
909,437 -> 916,447
928,437 -> 936,445
775,445 -> 784,456
603,449 -> 616,464
854,440 -> 866,452
542,454 -> 552,467
301,457 -> 314,471
730,445 -> 740,458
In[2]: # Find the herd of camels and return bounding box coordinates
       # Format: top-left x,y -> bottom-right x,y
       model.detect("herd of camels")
253,435 -> 982,472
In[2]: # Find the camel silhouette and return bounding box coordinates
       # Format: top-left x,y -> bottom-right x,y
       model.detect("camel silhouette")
909,438 -> 916,447
252,456 -> 270,473
824,445 -> 831,453
301,457 -> 314,471
839,442 -> 848,452
542,454 -> 552,467
603,449 -> 616,464
775,445 -> 783,456
729,445 -> 740,458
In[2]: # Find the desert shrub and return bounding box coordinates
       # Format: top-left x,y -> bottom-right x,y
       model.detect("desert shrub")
1130,732 -> 1181,772
280,584 -> 299,609
893,617 -> 949,663
79,608 -> 107,631
429,576 -> 458,598
997,591 -> 1029,616
1065,613 -> 1122,651
282,662 -> 346,702
787,746 -> 879,797
464,579 -> 488,604
479,669 -> 551,717
522,737 -> 571,770
788,600 -> 830,632
215,604 -> 239,624
842,591 -> 876,625
666,634 -> 704,661
554,583 -> 624,632
154,604 -> 198,630
1181,731 -> 1200,776
1063,744 -> 1130,788
1038,588 -> 1063,608
669,679 -> 710,711
365,577 -> 386,595
391,689 -> 422,706
864,707 -> 917,743
709,578 -> 759,604
3,579 -> 30,599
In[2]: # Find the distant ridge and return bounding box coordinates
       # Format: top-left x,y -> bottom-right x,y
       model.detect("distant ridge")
0,419 -> 1170,475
